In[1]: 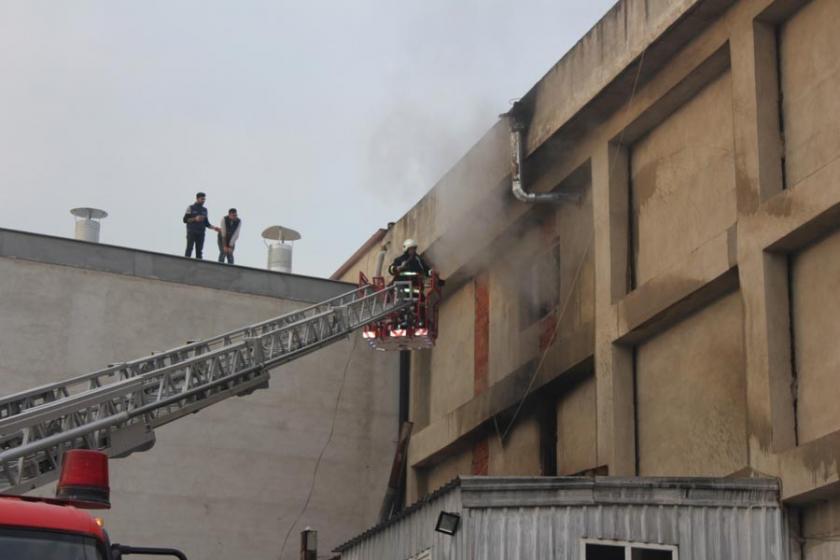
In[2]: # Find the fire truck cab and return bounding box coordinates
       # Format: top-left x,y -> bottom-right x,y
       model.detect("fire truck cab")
0,450 -> 186,560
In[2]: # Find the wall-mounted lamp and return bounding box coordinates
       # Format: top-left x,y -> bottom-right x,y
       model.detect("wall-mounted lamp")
434,512 -> 460,536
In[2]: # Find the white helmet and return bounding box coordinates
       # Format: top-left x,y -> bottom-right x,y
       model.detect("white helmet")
403,239 -> 418,251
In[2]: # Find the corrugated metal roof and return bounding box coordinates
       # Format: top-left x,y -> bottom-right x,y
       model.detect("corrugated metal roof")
334,477 -> 462,552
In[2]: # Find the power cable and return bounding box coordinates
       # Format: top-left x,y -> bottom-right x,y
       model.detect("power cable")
278,335 -> 359,560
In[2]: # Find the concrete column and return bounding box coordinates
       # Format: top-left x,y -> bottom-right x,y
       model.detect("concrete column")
409,351 -> 431,429
731,19 -> 785,213
407,351 -> 431,504
739,252 -> 796,461
592,142 -> 636,475
730,19 -> 796,471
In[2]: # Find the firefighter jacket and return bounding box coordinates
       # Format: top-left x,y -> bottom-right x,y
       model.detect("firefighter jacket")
389,252 -> 431,277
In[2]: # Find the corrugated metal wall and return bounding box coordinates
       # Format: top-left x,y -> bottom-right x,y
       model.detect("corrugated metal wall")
467,503 -> 787,559
337,479 -> 791,560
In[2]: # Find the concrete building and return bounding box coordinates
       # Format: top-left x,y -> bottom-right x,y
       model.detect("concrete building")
334,0 -> 840,557
0,228 -> 399,558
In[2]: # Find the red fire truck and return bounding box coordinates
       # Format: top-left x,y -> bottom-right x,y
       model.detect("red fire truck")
0,449 -> 186,559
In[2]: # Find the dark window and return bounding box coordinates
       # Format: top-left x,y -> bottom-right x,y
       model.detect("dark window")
0,527 -> 104,560
632,549 -> 673,560
585,542 -> 675,560
538,396 -> 557,476
586,543 -> 625,560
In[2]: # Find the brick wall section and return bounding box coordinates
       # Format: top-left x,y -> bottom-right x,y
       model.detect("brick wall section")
471,439 -> 490,475
474,273 -> 490,395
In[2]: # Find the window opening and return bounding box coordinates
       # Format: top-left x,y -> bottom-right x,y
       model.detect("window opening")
583,539 -> 677,560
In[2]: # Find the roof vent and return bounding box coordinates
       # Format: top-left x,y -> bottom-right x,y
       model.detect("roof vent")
70,207 -> 108,243
261,225 -> 301,274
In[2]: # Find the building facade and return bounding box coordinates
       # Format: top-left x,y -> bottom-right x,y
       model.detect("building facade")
0,228 -> 400,558
335,0 -> 840,557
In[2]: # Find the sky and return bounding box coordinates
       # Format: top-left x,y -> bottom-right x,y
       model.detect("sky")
0,0 -> 616,278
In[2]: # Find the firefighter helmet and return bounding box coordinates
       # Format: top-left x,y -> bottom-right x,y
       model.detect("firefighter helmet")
403,239 -> 418,251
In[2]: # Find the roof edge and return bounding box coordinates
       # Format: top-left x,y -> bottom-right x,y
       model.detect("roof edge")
333,477 -> 462,552
0,227 -> 353,304
330,228 -> 387,280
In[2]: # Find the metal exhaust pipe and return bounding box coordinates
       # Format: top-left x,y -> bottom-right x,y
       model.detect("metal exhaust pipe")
503,102 -> 580,205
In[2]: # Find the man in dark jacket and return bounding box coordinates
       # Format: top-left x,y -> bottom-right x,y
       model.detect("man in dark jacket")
217,208 -> 241,264
183,192 -> 220,259
389,239 -> 435,328
388,238 -> 431,280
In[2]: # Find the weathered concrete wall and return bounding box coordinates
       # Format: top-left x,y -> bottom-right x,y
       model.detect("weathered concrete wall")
801,497 -> 840,559
428,282 -> 475,422
631,70 -> 737,285
791,229 -> 840,444
0,233 -> 398,558
779,0 -> 840,188
417,446 -> 472,496
488,414 -> 542,476
556,375 -> 598,475
335,2 -> 840,554
636,291 -> 747,476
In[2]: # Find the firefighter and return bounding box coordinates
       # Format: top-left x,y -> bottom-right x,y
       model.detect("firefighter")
389,239 -> 433,328
388,239 -> 432,279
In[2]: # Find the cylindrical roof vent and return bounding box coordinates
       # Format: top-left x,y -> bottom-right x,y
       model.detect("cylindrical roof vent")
70,208 -> 108,243
261,225 -> 301,274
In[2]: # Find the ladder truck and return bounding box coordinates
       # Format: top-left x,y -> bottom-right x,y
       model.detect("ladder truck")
0,273 -> 440,559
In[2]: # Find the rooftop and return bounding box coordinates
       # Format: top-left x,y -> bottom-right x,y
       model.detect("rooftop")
0,228 -> 352,304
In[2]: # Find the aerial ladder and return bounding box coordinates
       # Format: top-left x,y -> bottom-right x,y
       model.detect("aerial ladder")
0,279 -> 422,495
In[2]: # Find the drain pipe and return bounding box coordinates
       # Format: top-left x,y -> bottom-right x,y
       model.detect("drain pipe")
374,242 -> 389,277
503,101 -> 580,204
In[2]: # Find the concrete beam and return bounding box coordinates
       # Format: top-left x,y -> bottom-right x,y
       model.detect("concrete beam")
522,0 -> 737,154
778,429 -> 840,502
615,226 -> 738,345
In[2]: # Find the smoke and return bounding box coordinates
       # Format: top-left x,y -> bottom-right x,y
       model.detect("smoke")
361,90 -> 498,207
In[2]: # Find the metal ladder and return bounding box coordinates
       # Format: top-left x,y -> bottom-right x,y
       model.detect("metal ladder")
0,281 -> 413,494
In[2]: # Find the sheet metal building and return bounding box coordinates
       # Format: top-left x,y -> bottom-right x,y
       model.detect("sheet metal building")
335,477 -> 791,560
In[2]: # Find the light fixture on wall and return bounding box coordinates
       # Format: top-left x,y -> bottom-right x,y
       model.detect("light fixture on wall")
434,512 -> 460,536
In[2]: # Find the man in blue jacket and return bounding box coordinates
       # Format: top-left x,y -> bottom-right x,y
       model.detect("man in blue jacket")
183,192 -> 221,259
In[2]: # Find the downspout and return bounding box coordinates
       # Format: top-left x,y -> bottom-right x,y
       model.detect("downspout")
374,240 -> 390,277
503,101 -> 580,204
374,249 -> 386,277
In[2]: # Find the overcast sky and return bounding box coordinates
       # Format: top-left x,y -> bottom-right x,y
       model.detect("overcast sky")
0,1 -> 615,278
